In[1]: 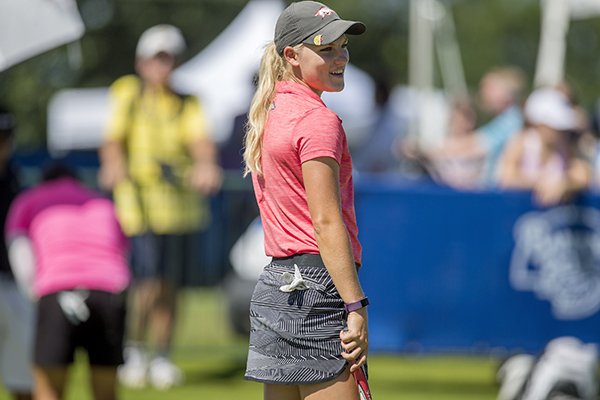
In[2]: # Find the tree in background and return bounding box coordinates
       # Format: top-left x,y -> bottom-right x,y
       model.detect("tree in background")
2,0 -> 600,149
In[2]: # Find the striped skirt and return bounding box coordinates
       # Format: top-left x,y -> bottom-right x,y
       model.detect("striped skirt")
244,254 -> 347,384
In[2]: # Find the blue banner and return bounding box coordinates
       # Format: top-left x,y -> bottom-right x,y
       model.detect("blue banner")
356,177 -> 600,354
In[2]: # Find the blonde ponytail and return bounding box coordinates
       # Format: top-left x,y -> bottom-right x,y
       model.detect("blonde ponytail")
243,42 -> 290,176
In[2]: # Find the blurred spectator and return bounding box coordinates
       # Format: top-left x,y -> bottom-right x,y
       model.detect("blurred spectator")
6,163 -> 130,400
477,66 -> 527,184
352,75 -> 406,173
98,24 -> 222,390
414,95 -> 484,189
217,76 -> 260,273
555,81 -> 598,165
0,105 -> 33,400
497,87 -> 592,206
219,72 -> 257,171
221,111 -> 248,171
398,66 -> 525,187
431,96 -> 483,188
439,67 -> 526,186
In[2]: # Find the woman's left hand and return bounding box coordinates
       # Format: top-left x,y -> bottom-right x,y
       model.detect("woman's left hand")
340,308 -> 368,372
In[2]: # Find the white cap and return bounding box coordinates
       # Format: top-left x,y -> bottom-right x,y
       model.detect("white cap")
135,24 -> 186,59
524,87 -> 577,131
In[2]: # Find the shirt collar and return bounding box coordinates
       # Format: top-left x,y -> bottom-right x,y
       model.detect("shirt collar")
275,80 -> 325,105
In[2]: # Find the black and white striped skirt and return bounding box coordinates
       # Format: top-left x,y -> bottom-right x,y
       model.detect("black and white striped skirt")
244,254 -> 348,384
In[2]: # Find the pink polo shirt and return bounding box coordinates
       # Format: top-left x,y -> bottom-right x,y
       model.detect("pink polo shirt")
252,80 -> 362,264
6,178 -> 130,297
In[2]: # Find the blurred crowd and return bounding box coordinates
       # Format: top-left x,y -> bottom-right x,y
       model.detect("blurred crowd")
351,65 -> 600,208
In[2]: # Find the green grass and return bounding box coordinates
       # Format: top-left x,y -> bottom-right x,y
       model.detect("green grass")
0,288 -> 501,400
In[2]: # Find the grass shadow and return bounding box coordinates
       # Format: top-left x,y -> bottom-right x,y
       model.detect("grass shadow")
183,358 -> 248,383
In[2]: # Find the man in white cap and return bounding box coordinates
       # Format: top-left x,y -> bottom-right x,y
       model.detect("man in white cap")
99,24 -> 222,390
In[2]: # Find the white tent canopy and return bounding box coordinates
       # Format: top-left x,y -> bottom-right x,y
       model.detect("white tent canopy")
171,0 -> 283,143
47,0 -> 375,152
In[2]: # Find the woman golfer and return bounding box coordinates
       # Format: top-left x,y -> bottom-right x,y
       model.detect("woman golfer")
243,2 -> 369,399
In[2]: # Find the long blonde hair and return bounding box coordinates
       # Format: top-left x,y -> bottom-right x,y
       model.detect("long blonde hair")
243,42 -> 296,176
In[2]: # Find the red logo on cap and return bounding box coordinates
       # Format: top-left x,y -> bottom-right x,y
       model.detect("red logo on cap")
315,6 -> 334,18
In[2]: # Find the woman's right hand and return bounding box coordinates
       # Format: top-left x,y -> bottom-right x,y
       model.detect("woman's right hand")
98,141 -> 128,190
340,308 -> 368,372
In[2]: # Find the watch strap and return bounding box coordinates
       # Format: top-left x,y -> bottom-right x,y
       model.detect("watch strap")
344,297 -> 369,313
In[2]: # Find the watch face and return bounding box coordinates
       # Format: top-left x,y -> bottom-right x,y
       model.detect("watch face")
345,298 -> 369,312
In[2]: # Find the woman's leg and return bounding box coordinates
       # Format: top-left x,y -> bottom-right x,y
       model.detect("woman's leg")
33,366 -> 68,400
299,367 -> 360,400
90,366 -> 118,400
264,383 -> 300,400
12,392 -> 33,400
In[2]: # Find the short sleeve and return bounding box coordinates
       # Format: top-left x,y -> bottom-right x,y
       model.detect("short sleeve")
5,193 -> 32,239
294,108 -> 344,165
179,96 -> 209,144
104,75 -> 142,143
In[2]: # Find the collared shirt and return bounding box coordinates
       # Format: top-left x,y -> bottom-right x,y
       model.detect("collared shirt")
6,178 -> 130,297
252,80 -> 362,264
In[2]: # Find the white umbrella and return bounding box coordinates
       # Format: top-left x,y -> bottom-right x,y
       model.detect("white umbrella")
0,0 -> 84,72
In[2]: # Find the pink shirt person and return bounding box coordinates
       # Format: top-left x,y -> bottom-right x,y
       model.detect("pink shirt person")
252,80 -> 362,264
6,176 -> 130,298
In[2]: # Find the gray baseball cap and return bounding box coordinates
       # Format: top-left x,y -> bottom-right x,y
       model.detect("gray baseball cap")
274,1 -> 366,54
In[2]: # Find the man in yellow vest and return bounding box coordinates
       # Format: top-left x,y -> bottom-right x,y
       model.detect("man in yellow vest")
99,24 -> 222,390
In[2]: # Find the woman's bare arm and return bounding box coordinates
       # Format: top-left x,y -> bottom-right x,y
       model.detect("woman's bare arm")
302,156 -> 368,371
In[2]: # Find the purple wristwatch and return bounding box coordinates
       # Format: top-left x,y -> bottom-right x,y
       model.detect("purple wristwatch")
344,297 -> 369,313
